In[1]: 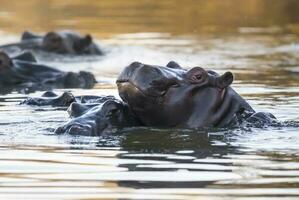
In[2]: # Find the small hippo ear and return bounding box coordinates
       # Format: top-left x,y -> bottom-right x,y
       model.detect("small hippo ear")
186,67 -> 207,84
73,35 -> 93,52
217,71 -> 234,89
83,34 -> 92,46
21,31 -> 40,41
166,61 -> 182,69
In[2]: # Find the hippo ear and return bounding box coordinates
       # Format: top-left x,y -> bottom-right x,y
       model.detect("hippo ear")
83,34 -> 92,45
78,34 -> 92,48
166,61 -> 182,69
186,67 -> 207,84
0,51 -> 12,70
21,31 -> 40,41
217,71 -> 234,89
73,35 -> 92,52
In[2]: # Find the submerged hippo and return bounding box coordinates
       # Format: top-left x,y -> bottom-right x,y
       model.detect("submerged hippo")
55,98 -> 140,136
21,91 -> 115,107
0,30 -> 103,55
0,51 -> 96,92
117,61 -> 276,128
21,91 -> 140,136
20,91 -> 76,107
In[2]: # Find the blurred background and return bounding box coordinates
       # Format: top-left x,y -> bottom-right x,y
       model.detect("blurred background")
1,0 -> 299,36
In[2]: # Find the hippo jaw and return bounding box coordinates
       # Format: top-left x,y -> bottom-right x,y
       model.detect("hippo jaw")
117,61 -> 246,128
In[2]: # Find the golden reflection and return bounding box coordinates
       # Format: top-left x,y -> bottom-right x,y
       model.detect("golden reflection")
0,0 -> 299,36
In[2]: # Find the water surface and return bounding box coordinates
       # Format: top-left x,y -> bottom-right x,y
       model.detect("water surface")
0,0 -> 299,199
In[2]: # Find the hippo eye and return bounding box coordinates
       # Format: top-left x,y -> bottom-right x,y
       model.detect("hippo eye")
186,67 -> 207,84
170,83 -> 180,88
106,108 -> 120,118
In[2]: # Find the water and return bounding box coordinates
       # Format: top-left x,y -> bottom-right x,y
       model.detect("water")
0,0 -> 299,199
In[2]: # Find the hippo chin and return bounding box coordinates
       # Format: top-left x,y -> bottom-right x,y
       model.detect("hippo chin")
0,51 -> 96,92
0,30 -> 103,55
55,99 -> 140,136
117,61 -> 276,128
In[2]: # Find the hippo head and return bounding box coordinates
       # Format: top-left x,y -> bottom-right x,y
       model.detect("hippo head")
116,61 -> 250,128
21,91 -> 76,107
41,31 -> 100,54
55,100 -> 139,136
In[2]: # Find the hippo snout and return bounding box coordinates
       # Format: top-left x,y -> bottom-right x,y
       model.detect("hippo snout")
55,122 -> 94,136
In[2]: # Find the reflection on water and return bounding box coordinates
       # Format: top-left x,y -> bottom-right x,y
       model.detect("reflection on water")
0,0 -> 299,199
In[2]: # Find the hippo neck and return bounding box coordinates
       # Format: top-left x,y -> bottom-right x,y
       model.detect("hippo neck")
186,87 -> 254,128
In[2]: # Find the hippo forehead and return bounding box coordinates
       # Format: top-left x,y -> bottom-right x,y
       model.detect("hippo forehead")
117,62 -> 187,93
117,62 -> 222,84
119,62 -> 186,80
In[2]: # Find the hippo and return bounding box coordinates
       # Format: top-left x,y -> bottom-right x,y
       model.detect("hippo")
55,99 -> 140,136
20,91 -> 116,107
0,30 -> 103,55
0,51 -> 97,92
117,61 -> 276,128
20,91 -> 76,107
20,91 -> 140,136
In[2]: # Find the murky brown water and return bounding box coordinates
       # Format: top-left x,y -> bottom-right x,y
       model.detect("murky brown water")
0,0 -> 299,199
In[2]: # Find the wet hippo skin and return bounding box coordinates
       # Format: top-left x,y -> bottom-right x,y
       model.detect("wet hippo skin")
117,61 -> 276,128
0,30 -> 103,55
0,51 -> 97,91
21,91 -> 141,136
20,91 -> 115,107
55,99 -> 140,136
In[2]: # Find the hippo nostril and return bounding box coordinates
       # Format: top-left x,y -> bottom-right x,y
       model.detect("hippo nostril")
54,126 -> 65,134
69,124 -> 83,131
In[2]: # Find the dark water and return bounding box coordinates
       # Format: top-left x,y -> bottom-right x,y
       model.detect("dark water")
0,0 -> 299,199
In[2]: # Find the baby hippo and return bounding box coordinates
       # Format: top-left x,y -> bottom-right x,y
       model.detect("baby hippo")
0,30 -> 103,55
55,99 -> 140,136
0,51 -> 96,91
